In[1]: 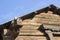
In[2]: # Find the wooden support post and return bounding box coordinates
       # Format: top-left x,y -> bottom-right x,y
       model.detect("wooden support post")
45,30 -> 54,40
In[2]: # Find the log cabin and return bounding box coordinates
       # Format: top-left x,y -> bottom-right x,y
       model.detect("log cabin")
0,4 -> 60,40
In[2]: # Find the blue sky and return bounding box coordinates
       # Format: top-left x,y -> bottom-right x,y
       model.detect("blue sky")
0,0 -> 60,24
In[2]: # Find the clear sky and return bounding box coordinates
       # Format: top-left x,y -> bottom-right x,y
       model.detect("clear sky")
0,0 -> 60,24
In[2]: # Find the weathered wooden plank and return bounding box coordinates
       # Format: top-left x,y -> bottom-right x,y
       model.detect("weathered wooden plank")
35,12 -> 60,19
30,19 -> 60,25
19,30 -> 44,35
54,37 -> 60,40
20,26 -> 39,30
15,36 -> 46,40
22,22 -> 41,26
35,15 -> 60,19
43,24 -> 60,30
32,17 -> 60,22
